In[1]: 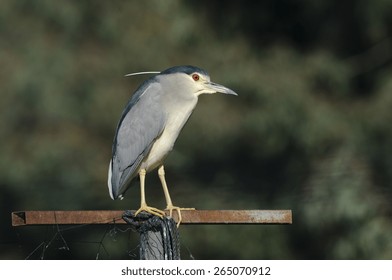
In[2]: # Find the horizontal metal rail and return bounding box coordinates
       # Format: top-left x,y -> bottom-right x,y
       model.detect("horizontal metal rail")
11,210 -> 292,226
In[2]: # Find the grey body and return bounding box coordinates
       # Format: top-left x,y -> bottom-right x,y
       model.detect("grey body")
108,65 -> 237,200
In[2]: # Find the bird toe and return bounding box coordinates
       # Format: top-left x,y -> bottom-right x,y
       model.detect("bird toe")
134,204 -> 165,218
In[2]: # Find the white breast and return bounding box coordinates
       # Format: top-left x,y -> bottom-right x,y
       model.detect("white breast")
141,98 -> 198,172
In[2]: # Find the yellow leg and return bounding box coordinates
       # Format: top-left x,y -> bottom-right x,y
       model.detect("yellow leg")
134,168 -> 165,218
158,165 -> 195,227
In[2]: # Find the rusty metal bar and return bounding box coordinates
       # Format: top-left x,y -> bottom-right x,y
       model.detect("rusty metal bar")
11,210 -> 292,226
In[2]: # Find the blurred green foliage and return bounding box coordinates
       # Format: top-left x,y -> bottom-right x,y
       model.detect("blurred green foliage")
1,0 -> 392,259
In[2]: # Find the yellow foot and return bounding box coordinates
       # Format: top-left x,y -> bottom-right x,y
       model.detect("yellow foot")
165,205 -> 196,227
134,203 -> 165,218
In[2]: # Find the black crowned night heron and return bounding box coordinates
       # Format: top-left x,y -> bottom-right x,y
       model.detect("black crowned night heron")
108,65 -> 237,225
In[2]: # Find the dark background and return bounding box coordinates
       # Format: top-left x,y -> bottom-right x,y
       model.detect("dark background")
1,0 -> 392,259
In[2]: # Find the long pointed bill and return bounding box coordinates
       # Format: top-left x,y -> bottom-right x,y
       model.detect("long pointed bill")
204,81 -> 238,96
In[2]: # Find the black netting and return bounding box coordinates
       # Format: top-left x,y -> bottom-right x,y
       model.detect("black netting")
122,210 -> 180,260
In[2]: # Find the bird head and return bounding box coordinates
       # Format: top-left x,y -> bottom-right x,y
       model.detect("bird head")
158,65 -> 238,98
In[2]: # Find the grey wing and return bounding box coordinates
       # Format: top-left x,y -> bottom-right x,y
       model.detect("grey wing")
108,82 -> 165,199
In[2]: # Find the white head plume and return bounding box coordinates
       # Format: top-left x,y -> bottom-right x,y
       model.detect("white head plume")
124,71 -> 160,77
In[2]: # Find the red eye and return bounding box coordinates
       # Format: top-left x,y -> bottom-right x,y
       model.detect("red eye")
192,73 -> 200,81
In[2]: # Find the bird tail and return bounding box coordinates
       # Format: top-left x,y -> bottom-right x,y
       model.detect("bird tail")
107,160 -> 116,200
